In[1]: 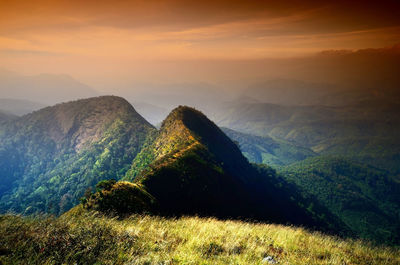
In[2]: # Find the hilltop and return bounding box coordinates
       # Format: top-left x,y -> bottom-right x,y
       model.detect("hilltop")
85,106 -> 344,232
0,96 -> 155,214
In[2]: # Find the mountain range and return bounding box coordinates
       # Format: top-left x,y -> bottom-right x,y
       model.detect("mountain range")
222,127 -> 316,166
0,97 -> 340,229
0,98 -> 46,116
211,99 -> 400,174
0,96 -> 399,244
0,69 -> 98,105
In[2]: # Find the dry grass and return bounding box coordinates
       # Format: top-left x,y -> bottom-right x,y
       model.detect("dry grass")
1,205 -> 399,265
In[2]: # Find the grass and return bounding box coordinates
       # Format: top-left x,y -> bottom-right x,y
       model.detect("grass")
1,206 -> 399,265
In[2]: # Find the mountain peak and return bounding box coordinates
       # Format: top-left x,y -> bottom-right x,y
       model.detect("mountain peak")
15,96 -> 153,152
160,105 -> 201,127
47,95 -> 135,114
125,105 -> 246,179
121,104 -> 336,228
157,105 -> 249,175
0,96 -> 155,214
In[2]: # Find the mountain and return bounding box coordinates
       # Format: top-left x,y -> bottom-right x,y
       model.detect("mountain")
83,106 -> 344,233
244,79 -> 346,106
0,96 -> 155,214
124,82 -> 227,111
6,96 -> 399,243
0,109 -> 17,123
243,78 -> 397,108
122,106 -> 256,218
222,127 -> 316,166
212,99 -> 400,173
280,156 -> 400,244
0,69 -> 98,105
0,98 -> 47,116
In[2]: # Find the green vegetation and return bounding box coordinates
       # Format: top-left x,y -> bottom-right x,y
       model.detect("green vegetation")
1,208 -> 399,265
213,99 -> 400,173
89,106 -> 344,234
280,156 -> 400,244
82,180 -> 155,215
222,127 -> 316,166
1,96 -> 399,248
0,96 -> 155,214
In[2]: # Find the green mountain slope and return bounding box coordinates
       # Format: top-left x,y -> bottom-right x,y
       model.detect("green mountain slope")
212,99 -> 400,173
0,96 -> 155,214
222,127 -> 316,166
84,106 -> 346,233
3,97 -> 395,244
123,106 -> 255,217
280,156 -> 400,244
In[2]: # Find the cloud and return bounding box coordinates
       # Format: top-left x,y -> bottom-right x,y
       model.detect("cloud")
0,0 -> 399,88
1,0 -> 399,34
0,49 -> 66,56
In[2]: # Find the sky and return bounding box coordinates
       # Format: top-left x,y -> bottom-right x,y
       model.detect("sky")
0,0 -> 399,93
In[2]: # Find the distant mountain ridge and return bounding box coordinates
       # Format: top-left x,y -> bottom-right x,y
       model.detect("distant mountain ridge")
222,127 -> 316,166
212,99 -> 400,173
0,69 -> 98,104
0,98 -> 46,116
244,79 -> 342,106
0,109 -> 17,123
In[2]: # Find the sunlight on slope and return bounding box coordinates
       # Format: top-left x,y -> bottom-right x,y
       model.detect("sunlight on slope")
1,206 -> 399,265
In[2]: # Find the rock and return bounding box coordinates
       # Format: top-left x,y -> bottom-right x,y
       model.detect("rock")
262,256 -> 277,264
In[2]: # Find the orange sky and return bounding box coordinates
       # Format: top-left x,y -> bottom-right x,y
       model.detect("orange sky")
0,0 -> 399,88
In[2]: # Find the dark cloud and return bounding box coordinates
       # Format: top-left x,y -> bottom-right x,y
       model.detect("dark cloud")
1,0 -> 400,34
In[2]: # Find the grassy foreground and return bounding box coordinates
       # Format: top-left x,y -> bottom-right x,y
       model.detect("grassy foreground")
0,206 -> 399,265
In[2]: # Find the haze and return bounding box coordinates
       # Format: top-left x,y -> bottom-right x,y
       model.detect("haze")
1,0 -> 400,115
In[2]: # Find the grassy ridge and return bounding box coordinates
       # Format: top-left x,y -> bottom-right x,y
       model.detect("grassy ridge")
1,206 -> 399,265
